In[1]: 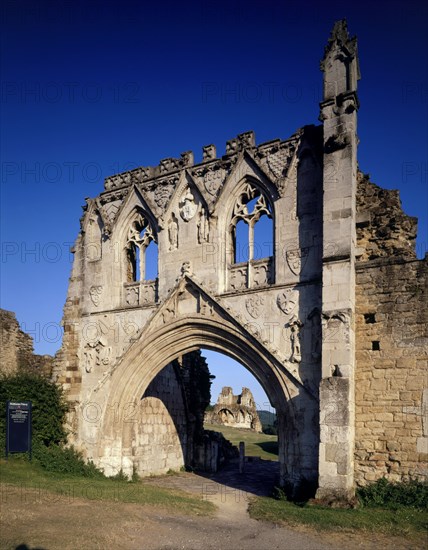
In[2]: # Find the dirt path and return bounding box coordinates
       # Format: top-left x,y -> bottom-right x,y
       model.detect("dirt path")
1,461 -> 424,549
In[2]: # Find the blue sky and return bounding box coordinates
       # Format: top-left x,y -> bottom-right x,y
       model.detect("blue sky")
1,1 -> 427,407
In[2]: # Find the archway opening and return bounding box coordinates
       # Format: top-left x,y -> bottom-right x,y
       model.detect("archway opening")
202,349 -> 278,463
130,347 -> 278,480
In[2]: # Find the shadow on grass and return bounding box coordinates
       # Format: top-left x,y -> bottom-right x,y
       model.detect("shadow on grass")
255,441 -> 279,455
16,545 -> 47,550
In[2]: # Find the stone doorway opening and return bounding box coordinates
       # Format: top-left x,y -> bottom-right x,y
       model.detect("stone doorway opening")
129,348 -> 279,479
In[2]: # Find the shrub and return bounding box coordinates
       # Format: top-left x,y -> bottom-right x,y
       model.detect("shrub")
0,372 -> 68,451
357,477 -> 428,509
0,372 -> 105,478
33,442 -> 104,478
263,425 -> 277,435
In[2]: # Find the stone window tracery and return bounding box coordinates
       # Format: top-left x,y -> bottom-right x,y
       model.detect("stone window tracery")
229,183 -> 274,289
125,213 -> 158,283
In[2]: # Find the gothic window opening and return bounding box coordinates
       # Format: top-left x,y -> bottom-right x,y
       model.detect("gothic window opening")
145,239 -> 159,281
253,214 -> 273,260
125,214 -> 158,283
229,183 -> 273,289
234,219 -> 250,263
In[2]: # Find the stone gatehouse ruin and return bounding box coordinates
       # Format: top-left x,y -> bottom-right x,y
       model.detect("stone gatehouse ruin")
52,20 -> 427,499
205,386 -> 263,432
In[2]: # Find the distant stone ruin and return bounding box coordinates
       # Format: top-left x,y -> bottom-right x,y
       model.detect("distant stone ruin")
205,386 -> 263,432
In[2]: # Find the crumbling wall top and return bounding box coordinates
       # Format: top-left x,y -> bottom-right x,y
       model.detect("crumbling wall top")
356,172 -> 418,261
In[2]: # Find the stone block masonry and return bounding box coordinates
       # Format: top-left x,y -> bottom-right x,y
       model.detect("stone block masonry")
354,172 -> 428,485
355,257 -> 428,484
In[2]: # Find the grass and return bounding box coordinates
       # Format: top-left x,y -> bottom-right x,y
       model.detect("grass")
204,422 -> 278,460
0,456 -> 214,515
248,495 -> 428,538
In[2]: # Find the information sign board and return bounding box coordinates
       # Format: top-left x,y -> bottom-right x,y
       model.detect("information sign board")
6,401 -> 32,457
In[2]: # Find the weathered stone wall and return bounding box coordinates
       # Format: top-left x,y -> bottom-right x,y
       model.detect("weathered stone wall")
354,174 -> 428,485
356,173 -> 418,261
0,308 -> 54,376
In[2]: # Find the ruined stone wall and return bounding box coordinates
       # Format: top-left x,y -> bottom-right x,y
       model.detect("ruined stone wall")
354,174 -> 428,485
205,386 -> 263,432
0,308 -> 54,376
0,309 -> 34,375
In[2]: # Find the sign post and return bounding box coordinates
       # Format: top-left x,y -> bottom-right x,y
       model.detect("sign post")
6,401 -> 32,460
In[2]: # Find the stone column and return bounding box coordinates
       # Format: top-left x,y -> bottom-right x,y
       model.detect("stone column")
317,20 -> 360,500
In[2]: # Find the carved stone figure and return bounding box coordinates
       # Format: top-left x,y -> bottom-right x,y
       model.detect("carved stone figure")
288,319 -> 303,363
168,214 -> 178,250
197,209 -> 210,243
202,144 -> 216,161
179,189 -> 197,221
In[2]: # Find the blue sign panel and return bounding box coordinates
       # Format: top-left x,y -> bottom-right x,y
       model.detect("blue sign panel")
6,401 -> 32,456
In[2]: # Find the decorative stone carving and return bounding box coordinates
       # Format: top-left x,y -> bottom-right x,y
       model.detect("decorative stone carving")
202,144 -> 216,161
168,214 -> 179,250
104,173 -> 131,191
245,296 -> 264,319
83,339 -> 112,373
179,189 -> 197,221
197,209 -> 210,243
229,266 -> 247,290
322,310 -> 351,348
140,281 -> 157,305
159,158 -> 179,174
238,131 -> 256,148
96,188 -> 129,236
125,285 -> 140,306
181,261 -> 192,276
288,319 -> 303,363
225,138 -> 239,155
180,150 -> 194,167
203,167 -> 223,196
225,131 -> 255,155
161,306 -> 176,324
232,184 -> 271,225
154,181 -> 175,210
285,247 -> 309,275
89,285 -> 102,307
276,287 -> 298,318
252,259 -> 272,287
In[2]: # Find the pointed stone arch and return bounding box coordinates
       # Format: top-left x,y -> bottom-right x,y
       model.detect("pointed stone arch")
96,308 -> 318,491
